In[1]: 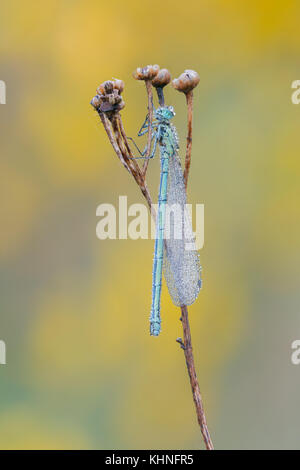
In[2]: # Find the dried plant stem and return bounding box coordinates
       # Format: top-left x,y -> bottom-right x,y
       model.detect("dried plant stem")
97,97 -> 213,450
180,306 -> 214,450
179,89 -> 213,449
98,112 -> 130,172
115,114 -> 140,175
104,112 -> 156,221
184,91 -> 194,189
142,80 -> 154,176
156,87 -> 165,107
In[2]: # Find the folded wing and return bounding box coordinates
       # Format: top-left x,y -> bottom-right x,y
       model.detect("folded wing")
163,152 -> 201,307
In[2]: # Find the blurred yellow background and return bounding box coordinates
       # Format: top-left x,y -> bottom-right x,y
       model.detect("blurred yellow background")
0,0 -> 300,449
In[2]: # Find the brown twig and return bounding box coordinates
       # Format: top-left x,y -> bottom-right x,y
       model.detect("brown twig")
155,87 -> 165,106
152,69 -> 171,107
96,106 -> 155,219
179,306 -> 214,450
172,70 -> 213,449
98,111 -> 130,172
110,115 -> 138,176
115,113 -> 144,180
114,113 -> 155,219
184,90 -> 193,189
142,80 -> 153,176
172,70 -> 199,189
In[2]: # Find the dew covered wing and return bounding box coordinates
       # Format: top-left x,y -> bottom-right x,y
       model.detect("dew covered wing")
163,152 -> 201,306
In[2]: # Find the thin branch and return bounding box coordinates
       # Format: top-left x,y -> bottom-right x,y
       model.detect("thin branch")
110,115 -> 138,178
179,86 -> 213,450
184,90 -> 193,189
98,111 -> 130,172
142,80 -> 153,176
114,113 -> 140,176
113,113 -> 156,220
179,306 -> 214,450
156,87 -> 165,106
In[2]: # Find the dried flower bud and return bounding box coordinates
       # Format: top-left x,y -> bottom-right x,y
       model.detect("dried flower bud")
113,78 -> 125,94
100,98 -> 125,113
97,78 -> 125,97
97,79 -> 124,96
93,78 -> 126,114
96,81 -> 113,96
172,70 -> 200,94
117,99 -> 125,111
91,90 -> 125,114
107,91 -> 122,106
133,64 -> 160,81
90,95 -> 101,109
96,84 -> 105,96
103,80 -> 114,94
98,100 -> 114,113
151,68 -> 171,88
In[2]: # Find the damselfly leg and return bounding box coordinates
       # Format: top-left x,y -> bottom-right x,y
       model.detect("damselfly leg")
127,133 -> 158,159
127,114 -> 159,160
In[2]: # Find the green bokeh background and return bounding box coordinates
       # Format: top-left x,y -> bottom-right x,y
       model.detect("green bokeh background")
0,0 -> 300,449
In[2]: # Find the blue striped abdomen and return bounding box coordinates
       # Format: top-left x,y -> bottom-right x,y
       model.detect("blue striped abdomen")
150,151 -> 169,336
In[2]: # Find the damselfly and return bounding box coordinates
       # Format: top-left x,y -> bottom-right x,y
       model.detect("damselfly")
130,106 -> 201,336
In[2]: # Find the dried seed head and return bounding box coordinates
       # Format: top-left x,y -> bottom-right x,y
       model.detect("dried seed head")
102,90 -> 125,111
93,78 -> 126,114
91,90 -> 125,114
107,91 -> 122,106
117,99 -> 125,111
96,83 -> 105,96
100,97 -> 125,113
113,78 -> 125,94
133,64 -> 160,81
96,79 -> 123,96
151,68 -> 171,88
90,95 -> 101,109
172,70 -> 200,94
96,81 -> 113,96
103,80 -> 114,94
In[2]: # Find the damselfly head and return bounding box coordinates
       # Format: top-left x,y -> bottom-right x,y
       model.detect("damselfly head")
155,105 -> 175,122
